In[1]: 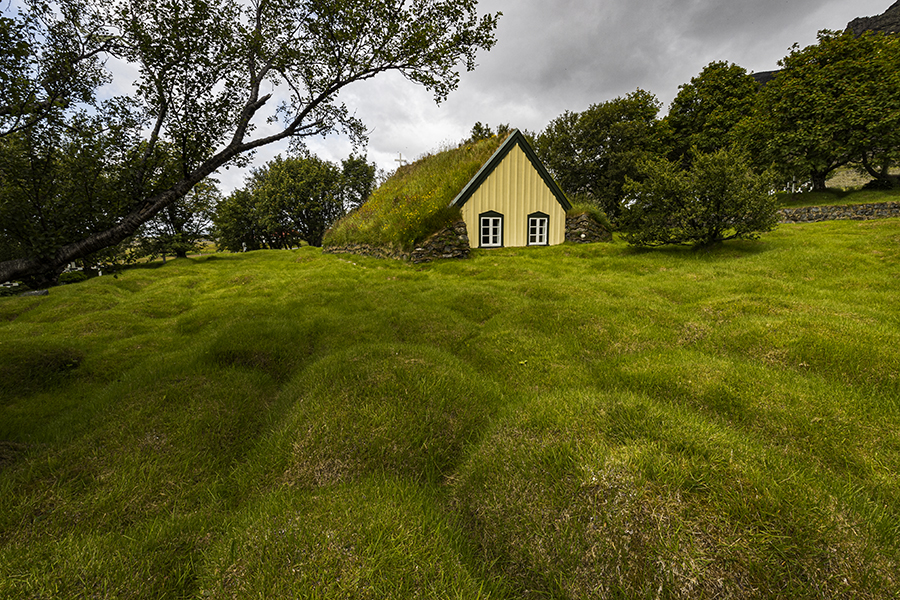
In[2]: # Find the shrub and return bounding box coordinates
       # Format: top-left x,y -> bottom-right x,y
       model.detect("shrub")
0,283 -> 28,297
620,148 -> 778,247
58,271 -> 89,285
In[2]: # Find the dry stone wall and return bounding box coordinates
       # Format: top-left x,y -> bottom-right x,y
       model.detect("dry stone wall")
565,213 -> 612,243
410,221 -> 471,263
324,215 -> 613,263
322,243 -> 411,261
323,220 -> 470,264
778,202 -> 900,224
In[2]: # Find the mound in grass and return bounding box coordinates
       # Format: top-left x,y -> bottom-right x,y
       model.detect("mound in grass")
3,220 -> 900,598
453,386 -> 898,598
323,133 -> 512,251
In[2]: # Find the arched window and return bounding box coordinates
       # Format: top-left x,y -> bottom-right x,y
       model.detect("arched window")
479,211 -> 503,247
527,212 -> 549,246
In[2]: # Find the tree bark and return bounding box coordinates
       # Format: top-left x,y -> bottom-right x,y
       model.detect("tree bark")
861,153 -> 893,185
810,171 -> 828,192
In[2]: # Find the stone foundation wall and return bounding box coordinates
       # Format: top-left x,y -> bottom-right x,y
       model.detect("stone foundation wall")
322,243 -> 411,261
779,202 -> 900,224
409,220 -> 470,263
324,214 -> 614,263
565,213 -> 612,243
323,220 -> 470,264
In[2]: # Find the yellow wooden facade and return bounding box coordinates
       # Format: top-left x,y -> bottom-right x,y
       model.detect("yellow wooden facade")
451,130 -> 570,249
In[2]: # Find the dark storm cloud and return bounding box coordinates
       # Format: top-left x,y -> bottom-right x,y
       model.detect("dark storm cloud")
464,0 -> 890,113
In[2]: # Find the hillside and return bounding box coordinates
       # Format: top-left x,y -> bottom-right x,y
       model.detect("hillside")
848,0 -> 900,36
324,133 -> 512,252
1,219 -> 900,598
752,1 -> 900,85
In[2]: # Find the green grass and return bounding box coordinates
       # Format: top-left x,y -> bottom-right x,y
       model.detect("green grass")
778,184 -> 900,209
2,218 -> 900,598
324,134 -> 510,251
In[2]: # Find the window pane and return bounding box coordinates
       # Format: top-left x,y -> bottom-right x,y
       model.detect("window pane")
481,216 -> 501,247
528,217 -> 547,245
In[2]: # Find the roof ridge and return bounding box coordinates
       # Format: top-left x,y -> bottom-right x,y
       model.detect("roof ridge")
449,129 -> 571,211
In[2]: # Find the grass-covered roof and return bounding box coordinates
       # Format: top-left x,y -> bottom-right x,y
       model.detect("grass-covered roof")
323,132 -> 513,251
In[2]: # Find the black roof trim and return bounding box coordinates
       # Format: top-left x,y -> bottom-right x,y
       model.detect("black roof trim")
450,129 -> 572,211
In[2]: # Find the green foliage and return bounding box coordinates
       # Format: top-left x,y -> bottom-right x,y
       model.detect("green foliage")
737,30 -> 900,191
665,61 -> 759,165
534,89 -> 664,221
211,189 -> 262,253
340,154 -> 377,210
0,112 -> 139,286
0,0 -> 112,137
133,180 -> 220,260
468,121 -> 494,142
621,148 -> 778,246
465,121 -> 511,144
57,271 -> 89,285
324,134 -> 509,251
214,153 -> 369,251
252,154 -> 346,248
0,0 -> 500,284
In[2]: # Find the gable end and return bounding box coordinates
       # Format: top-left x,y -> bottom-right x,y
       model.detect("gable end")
450,130 -> 572,211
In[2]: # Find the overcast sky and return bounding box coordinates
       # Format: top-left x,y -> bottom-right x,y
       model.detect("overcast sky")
218,0 -> 892,193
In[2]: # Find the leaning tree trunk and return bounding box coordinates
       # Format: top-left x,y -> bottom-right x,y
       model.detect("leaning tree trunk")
861,153 -> 894,187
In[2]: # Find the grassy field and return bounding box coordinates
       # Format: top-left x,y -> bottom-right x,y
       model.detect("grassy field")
1,217 -> 899,598
779,185 -> 900,209
778,169 -> 900,208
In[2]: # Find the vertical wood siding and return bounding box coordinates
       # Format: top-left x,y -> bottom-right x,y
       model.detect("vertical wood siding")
461,144 -> 567,248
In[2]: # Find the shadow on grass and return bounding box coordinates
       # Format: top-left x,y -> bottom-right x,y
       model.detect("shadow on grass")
123,254 -> 230,272
621,239 -> 772,260
0,341 -> 83,401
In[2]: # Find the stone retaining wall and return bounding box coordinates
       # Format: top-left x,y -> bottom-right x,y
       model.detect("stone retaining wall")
322,243 -> 411,261
410,220 -> 470,263
324,215 -> 613,263
779,202 -> 900,224
323,220 -> 470,264
565,213 -> 612,243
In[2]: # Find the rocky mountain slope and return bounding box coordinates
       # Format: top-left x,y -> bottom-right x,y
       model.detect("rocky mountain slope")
751,0 -> 900,85
848,0 -> 900,36
752,2 -> 899,84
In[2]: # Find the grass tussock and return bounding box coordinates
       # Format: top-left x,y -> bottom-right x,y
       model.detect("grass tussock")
324,134 -> 511,251
566,197 -> 613,230
1,218 -> 900,598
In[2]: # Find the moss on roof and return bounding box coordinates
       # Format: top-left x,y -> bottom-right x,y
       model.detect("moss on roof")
323,133 -> 512,251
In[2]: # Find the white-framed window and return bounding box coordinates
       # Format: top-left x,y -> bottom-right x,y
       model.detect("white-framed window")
479,211 -> 503,248
527,212 -> 549,246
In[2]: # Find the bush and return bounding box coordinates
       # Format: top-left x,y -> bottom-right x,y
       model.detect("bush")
620,148 -> 778,247
214,154 -> 372,251
58,271 -> 89,285
0,283 -> 28,297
